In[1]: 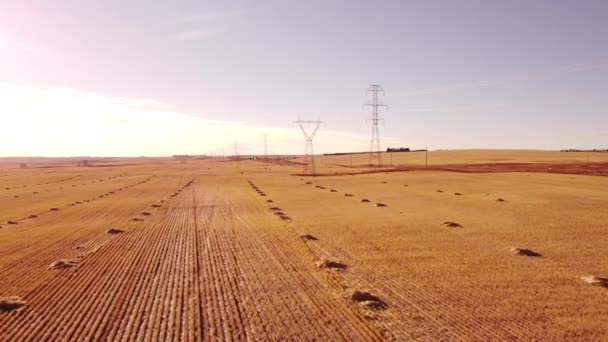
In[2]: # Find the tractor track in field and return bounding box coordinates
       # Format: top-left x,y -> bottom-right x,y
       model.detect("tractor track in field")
1,174 -> 384,340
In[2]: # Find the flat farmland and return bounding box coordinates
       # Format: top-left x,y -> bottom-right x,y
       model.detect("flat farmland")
1,152 -> 607,340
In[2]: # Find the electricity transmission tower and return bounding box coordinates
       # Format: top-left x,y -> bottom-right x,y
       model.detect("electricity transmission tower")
234,141 -> 240,169
295,120 -> 323,175
264,133 -> 269,165
365,84 -> 387,167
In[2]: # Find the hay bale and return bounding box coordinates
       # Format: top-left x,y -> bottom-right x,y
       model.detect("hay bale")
6,221 -> 19,225
442,221 -> 462,228
381,181 -> 387,184
496,198 -> 507,202
375,203 -> 387,207
361,199 -> 371,203
268,207 -> 282,211
141,212 -> 151,216
330,189 -> 338,192
130,217 -> 143,222
27,215 -> 38,219
316,259 -> 347,270
49,208 -> 60,211
454,192 -> 462,196
107,228 -> 125,234
581,275 -> 608,288
349,290 -> 387,310
152,204 -> 162,208
0,297 -> 26,312
305,182 -> 312,184
300,234 -> 318,241
344,193 -> 354,197
50,259 -> 79,270
273,211 -> 286,216
510,247 -> 542,257
266,199 -> 274,203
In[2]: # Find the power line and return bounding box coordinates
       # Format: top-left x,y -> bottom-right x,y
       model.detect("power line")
295,119 -> 323,175
365,84 -> 387,167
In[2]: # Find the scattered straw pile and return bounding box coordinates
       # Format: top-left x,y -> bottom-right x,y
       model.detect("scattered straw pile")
107,228 -> 125,234
349,290 -> 387,310
510,247 -> 542,257
316,259 -> 347,270
581,275 -> 608,288
300,234 -> 318,241
442,221 -> 462,228
50,259 -> 79,270
0,297 -> 26,312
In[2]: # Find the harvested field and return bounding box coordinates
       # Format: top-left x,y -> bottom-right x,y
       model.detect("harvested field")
1,151 -> 608,340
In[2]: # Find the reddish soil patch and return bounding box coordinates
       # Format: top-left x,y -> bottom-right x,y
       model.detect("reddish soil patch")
295,162 -> 608,177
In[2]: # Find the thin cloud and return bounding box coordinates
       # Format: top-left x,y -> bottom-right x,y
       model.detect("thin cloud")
172,29 -> 214,41
176,9 -> 247,24
398,59 -> 608,97
171,9 -> 246,41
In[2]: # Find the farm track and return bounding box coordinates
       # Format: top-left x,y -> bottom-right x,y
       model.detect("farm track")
0,173 -> 384,340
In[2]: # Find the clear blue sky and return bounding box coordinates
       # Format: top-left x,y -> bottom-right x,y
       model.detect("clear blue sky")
1,0 -> 607,156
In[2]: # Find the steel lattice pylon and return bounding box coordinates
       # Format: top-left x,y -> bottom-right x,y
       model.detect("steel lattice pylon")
365,84 -> 387,167
295,120 -> 322,175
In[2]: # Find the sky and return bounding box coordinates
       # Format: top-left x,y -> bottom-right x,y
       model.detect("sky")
0,0 -> 607,157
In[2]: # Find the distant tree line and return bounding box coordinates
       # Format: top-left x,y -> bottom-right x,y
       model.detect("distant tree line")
386,147 -> 410,152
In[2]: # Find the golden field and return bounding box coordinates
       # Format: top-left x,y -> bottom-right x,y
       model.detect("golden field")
1,150 -> 607,340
